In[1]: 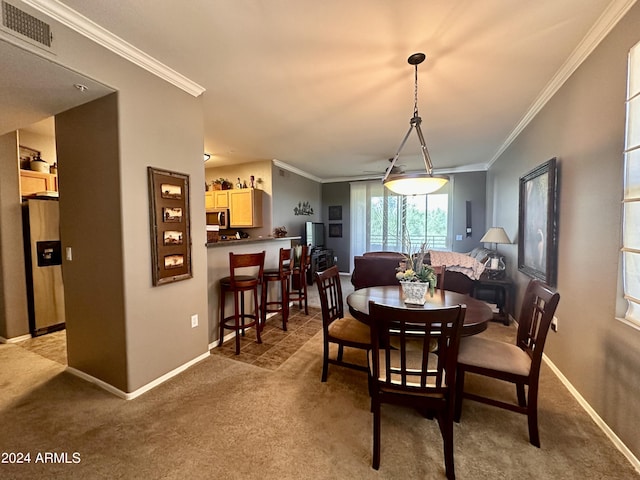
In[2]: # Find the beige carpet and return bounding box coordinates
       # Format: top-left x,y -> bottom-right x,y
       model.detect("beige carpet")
1,317 -> 638,480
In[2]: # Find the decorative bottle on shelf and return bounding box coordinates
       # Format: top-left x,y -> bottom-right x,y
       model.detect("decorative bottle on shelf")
236,177 -> 242,189
30,153 -> 50,173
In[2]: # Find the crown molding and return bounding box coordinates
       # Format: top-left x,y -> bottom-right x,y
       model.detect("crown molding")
20,0 -> 205,97
487,0 -> 637,167
272,159 -> 323,182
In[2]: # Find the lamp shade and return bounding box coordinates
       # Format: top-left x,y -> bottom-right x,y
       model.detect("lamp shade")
480,227 -> 511,244
383,173 -> 449,196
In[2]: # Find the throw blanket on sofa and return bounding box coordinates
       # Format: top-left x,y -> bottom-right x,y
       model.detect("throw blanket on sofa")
429,250 -> 485,280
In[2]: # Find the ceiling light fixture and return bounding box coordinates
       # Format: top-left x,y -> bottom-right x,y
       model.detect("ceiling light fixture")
204,153 -> 211,162
382,53 -> 449,196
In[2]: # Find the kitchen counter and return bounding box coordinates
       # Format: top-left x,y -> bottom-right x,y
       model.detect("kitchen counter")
206,235 -> 301,247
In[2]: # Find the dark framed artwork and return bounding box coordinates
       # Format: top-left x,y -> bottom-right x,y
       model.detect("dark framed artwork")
328,205 -> 342,221
517,158 -> 558,286
148,167 -> 192,286
329,223 -> 342,238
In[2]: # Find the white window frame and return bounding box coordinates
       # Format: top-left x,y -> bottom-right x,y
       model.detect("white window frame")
349,180 -> 452,272
620,40 -> 640,329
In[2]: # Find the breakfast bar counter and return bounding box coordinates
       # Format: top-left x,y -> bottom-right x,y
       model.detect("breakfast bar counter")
206,236 -> 301,346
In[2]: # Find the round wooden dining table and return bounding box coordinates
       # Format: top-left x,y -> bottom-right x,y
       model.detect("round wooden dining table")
346,285 -> 493,336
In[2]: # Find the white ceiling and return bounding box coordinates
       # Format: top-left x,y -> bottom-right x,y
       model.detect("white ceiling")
3,0 -> 633,181
0,38 -> 114,136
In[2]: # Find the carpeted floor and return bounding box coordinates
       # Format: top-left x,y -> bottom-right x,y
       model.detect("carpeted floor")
2,276 -> 638,479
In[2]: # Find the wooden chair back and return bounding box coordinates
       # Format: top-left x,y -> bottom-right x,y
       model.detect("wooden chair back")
516,279 -> 560,377
368,301 -> 466,395
277,247 -> 292,276
432,264 -> 447,291
228,251 -> 265,287
315,265 -> 344,327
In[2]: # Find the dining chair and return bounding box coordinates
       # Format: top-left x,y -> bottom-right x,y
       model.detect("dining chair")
367,300 -> 466,479
261,247 -> 292,331
432,264 -> 447,292
315,265 -> 370,382
454,279 -> 560,447
218,251 -> 265,354
289,244 -> 311,315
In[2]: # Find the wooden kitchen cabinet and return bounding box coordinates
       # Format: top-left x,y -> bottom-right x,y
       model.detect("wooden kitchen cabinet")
205,190 -> 229,211
213,190 -> 229,208
229,189 -> 263,228
20,170 -> 58,196
205,191 -> 215,210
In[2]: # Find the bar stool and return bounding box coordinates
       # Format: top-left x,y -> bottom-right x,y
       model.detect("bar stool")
219,251 -> 265,355
261,248 -> 292,331
289,245 -> 311,315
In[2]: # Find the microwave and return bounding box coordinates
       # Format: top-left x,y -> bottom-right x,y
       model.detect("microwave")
206,209 -> 230,229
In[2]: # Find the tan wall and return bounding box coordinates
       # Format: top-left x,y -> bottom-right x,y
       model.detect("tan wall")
0,131 -> 29,339
488,3 -> 640,457
18,128 -> 57,166
55,94 -> 128,390
23,13 -> 209,392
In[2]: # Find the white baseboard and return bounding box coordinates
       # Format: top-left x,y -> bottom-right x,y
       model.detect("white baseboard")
542,353 -> 640,473
66,351 -> 210,400
1,333 -> 33,344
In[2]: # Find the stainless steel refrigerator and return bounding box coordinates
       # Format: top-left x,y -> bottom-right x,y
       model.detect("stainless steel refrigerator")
22,197 -> 65,336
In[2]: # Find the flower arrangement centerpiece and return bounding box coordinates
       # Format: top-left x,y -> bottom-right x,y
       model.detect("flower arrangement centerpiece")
396,241 -> 436,304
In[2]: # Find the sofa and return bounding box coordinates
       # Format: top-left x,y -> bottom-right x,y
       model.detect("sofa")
350,252 -> 405,290
350,247 -> 493,294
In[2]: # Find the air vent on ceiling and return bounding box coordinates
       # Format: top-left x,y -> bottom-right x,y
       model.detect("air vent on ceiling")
1,1 -> 52,48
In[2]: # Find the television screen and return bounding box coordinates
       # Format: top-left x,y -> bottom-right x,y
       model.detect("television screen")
305,221 -> 325,248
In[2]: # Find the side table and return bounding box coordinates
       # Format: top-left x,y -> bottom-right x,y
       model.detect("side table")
471,274 -> 514,325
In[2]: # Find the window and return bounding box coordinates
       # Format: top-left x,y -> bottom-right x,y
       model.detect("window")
350,180 -> 451,269
622,40 -> 640,327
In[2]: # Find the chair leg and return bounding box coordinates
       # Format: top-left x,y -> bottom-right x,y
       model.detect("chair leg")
321,339 -> 329,382
372,399 -> 381,470
337,344 -> 344,361
527,384 -> 540,447
240,293 -> 246,336
233,291 -> 241,355
218,288 -> 226,348
453,368 -> 465,422
260,281 -> 267,330
438,411 -> 456,480
281,277 -> 288,331
516,383 -> 527,407
253,286 -> 262,345
302,280 -> 308,315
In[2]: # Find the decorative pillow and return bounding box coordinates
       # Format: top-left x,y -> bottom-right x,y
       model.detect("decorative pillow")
468,247 -> 494,265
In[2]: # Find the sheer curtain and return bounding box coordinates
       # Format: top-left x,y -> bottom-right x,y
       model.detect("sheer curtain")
350,180 -> 451,272
622,40 -> 640,327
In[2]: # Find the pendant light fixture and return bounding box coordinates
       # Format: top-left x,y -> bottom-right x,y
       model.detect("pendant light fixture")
382,53 -> 449,195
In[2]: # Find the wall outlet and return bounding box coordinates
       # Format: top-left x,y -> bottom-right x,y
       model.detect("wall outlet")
551,316 -> 558,332
191,314 -> 198,328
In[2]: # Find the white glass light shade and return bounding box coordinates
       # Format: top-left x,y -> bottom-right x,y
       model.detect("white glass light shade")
383,173 -> 449,195
480,227 -> 511,245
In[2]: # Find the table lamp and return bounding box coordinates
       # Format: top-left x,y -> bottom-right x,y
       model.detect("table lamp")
480,227 -> 512,277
